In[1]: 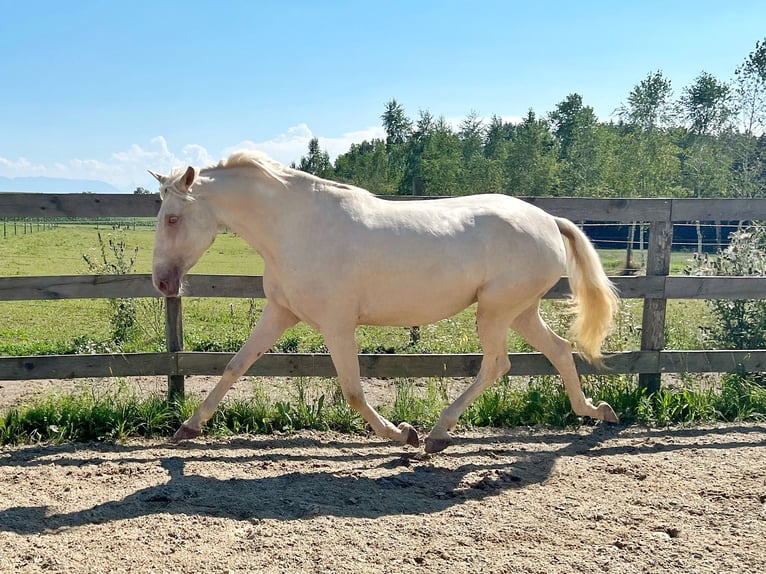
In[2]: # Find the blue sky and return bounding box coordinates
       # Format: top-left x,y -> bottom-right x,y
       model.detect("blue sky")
1,0 -> 765,192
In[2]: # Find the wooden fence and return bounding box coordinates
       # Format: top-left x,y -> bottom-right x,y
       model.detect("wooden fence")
2,192 -> 766,396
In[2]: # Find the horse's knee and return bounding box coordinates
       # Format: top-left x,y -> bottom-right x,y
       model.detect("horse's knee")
483,353 -> 510,380
223,359 -> 243,379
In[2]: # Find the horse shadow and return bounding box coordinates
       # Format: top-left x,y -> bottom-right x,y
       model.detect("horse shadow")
1,424 -> 762,535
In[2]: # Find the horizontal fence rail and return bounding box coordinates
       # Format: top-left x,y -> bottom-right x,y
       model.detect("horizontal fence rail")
3,350 -> 766,382
4,274 -> 766,301
2,194 -> 766,391
5,193 -> 766,220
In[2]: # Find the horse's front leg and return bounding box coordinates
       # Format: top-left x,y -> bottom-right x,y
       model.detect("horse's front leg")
172,302 -> 299,442
324,329 -> 419,448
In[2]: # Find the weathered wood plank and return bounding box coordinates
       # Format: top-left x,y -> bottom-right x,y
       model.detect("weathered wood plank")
660,350 -> 766,373
0,274 -> 266,301
181,275 -> 265,298
5,194 -> 766,224
176,351 -> 656,378
0,275 -> 158,300
0,193 -> 161,218
671,198 -> 766,221
2,350 -> 765,381
0,353 -> 174,380
665,276 -> 766,299
639,219 -> 674,392
520,197 -> 672,222
543,276 -> 665,299
8,274 -> 766,302
165,298 -> 185,397
383,196 -> 673,222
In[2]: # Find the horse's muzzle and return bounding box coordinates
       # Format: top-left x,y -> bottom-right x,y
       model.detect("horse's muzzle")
153,266 -> 182,297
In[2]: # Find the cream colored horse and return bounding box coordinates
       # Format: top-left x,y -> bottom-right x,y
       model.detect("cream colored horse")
150,150 -> 619,453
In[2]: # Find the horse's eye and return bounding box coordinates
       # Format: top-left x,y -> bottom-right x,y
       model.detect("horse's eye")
167,215 -> 180,226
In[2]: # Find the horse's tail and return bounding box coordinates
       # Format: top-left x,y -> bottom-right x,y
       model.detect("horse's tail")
555,217 -> 619,368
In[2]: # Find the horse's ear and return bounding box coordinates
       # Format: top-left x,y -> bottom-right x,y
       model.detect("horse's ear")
180,166 -> 196,192
148,169 -> 166,184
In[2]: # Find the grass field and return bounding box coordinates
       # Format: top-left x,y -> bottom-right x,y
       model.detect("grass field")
0,225 -> 711,356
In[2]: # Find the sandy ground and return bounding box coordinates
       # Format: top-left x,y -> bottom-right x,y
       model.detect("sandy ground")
1,418 -> 765,573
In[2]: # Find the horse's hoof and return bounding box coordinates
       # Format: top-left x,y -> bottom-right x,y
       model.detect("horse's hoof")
171,424 -> 201,443
597,402 -> 620,424
398,422 -> 420,448
425,435 -> 452,454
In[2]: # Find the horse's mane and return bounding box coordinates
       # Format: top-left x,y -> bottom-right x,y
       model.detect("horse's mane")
211,150 -> 289,185
205,149 -> 370,197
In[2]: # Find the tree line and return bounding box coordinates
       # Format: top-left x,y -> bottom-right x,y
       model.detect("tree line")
295,39 -> 766,200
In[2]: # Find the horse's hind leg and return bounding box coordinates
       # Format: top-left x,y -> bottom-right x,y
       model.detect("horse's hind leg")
324,328 -> 419,448
426,307 -> 512,454
511,305 -> 618,423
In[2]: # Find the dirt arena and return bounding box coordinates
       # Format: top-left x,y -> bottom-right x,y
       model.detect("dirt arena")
1,420 -> 765,573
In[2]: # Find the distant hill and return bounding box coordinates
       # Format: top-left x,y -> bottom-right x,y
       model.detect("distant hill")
0,176 -> 122,194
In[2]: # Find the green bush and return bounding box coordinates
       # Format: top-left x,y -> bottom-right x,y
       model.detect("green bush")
687,223 -> 766,351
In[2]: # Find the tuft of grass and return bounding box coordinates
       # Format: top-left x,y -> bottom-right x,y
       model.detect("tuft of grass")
2,374 -> 764,445
384,378 -> 449,429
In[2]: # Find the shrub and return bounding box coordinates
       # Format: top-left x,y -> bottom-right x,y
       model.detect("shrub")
686,222 -> 766,351
82,231 -> 140,344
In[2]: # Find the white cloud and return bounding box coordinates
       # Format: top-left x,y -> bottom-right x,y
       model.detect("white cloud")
0,124 -> 386,192
0,156 -> 48,176
227,123 -> 385,167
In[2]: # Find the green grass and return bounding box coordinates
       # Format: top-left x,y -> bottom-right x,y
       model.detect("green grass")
0,226 -> 265,354
0,225 -> 263,276
1,374 -> 764,445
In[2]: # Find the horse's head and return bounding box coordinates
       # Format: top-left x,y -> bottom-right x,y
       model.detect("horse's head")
149,166 -> 218,297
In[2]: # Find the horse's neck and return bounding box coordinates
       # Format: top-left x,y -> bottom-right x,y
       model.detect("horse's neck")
201,168 -> 310,261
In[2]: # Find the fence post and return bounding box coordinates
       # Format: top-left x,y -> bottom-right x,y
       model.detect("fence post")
165,297 -> 185,398
638,216 -> 673,393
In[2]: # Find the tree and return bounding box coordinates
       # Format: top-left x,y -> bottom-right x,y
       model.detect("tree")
419,117 -> 462,196
400,109 -> 435,195
617,72 -> 681,267
334,139 -> 395,194
296,137 -> 333,178
679,72 -> 733,136
549,94 -> 607,195
734,38 -> 766,136
454,111 -> 503,194
678,72 -> 736,248
459,110 -> 484,161
380,99 -> 412,192
484,115 -> 514,161
505,110 -> 560,196
381,99 -> 412,148
133,186 -> 152,194
730,39 -> 766,198
618,70 -> 675,130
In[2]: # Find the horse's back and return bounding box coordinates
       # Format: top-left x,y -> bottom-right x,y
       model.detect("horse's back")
334,193 -> 567,326
358,194 -> 565,265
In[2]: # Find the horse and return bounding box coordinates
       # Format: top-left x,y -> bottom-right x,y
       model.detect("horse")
149,150 -> 619,453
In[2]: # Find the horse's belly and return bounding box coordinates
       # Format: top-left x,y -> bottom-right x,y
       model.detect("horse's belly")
357,282 -> 477,327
